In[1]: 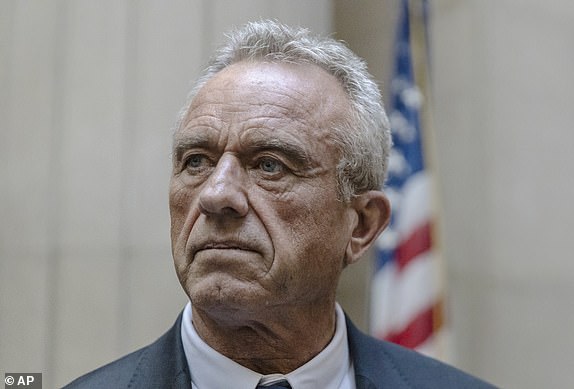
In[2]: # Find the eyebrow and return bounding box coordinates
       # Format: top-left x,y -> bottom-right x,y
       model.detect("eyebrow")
172,131 -> 314,167
244,137 -> 312,167
172,133 -> 213,161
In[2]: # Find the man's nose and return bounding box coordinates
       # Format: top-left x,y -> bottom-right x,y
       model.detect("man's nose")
198,154 -> 249,217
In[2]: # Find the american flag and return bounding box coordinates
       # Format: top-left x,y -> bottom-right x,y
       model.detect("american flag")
370,0 -> 445,357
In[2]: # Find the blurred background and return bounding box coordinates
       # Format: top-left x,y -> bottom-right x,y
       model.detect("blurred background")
1,1 -> 573,388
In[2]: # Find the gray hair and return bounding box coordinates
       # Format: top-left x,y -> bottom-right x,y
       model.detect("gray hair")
177,20 -> 391,201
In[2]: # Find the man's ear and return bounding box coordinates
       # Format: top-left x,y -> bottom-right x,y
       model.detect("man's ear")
345,190 -> 391,265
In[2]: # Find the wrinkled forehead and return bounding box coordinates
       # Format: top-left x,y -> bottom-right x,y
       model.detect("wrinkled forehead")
181,60 -> 351,133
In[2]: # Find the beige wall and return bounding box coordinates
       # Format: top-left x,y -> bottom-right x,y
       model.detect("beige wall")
2,1 -> 574,388
431,1 -> 574,387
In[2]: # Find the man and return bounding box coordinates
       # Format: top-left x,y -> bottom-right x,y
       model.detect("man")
66,20 -> 495,388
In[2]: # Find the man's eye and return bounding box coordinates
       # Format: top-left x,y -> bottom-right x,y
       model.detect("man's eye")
184,154 -> 208,171
259,157 -> 282,173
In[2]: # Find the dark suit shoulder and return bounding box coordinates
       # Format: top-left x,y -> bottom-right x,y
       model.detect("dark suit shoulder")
62,314 -> 191,389
346,317 -> 498,389
62,347 -> 147,389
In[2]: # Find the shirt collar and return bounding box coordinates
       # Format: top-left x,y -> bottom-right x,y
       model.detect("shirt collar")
180,301 -> 351,389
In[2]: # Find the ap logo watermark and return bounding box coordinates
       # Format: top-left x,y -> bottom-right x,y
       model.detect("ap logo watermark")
4,374 -> 41,389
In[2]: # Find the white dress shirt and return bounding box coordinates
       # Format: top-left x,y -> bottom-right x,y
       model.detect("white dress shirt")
181,301 -> 356,389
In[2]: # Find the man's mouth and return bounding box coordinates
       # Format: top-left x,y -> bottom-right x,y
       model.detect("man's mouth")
195,241 -> 257,254
202,244 -> 249,250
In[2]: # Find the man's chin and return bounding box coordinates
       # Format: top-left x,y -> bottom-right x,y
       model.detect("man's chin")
186,276 -> 269,315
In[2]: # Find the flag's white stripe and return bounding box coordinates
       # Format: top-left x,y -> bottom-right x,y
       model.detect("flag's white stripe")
395,171 -> 431,239
377,172 -> 431,252
371,261 -> 399,336
371,251 -> 441,336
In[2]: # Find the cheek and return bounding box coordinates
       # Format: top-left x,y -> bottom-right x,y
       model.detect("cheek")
169,179 -> 200,254
267,191 -> 349,298
267,183 -> 349,259
279,183 -> 339,223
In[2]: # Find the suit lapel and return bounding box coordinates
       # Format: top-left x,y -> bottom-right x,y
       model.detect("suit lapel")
346,315 -> 407,389
128,313 -> 192,389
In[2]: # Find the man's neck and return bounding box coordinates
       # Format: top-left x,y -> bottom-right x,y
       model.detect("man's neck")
191,302 -> 337,374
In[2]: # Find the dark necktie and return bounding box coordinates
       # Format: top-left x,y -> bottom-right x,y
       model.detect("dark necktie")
256,380 -> 292,389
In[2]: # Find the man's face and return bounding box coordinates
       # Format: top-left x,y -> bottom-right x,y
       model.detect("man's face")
169,61 -> 357,317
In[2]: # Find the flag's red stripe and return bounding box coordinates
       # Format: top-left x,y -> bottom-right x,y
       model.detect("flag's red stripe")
395,222 -> 432,271
383,301 -> 442,349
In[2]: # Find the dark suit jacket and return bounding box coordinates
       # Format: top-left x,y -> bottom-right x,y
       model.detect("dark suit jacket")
64,313 -> 496,388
